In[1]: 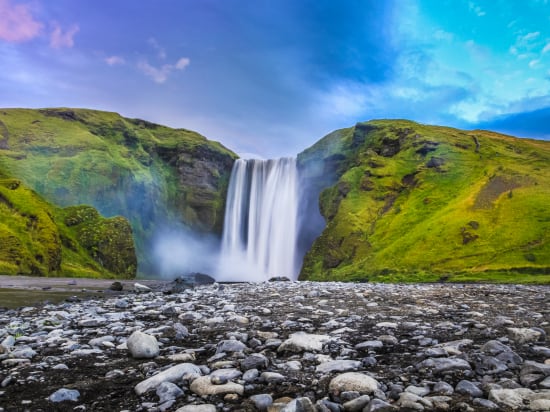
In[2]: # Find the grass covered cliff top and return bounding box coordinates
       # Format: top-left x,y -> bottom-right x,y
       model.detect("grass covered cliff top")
299,119 -> 550,284
0,108 -> 237,276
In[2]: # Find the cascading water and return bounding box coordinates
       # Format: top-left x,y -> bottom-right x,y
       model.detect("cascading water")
218,158 -> 299,281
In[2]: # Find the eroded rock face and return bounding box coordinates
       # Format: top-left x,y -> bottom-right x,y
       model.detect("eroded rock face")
0,281 -> 549,411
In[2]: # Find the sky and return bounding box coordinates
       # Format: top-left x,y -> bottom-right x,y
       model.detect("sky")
1,0 -> 550,158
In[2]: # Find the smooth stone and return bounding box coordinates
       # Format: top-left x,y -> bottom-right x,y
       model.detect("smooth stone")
418,357 -> 471,374
277,332 -> 330,353
261,372 -> 285,383
250,393 -> 273,411
376,322 -> 398,328
540,376 -> 550,389
127,331 -> 159,359
481,340 -> 511,355
472,398 -> 499,410
243,369 -> 259,382
210,368 -> 242,382
190,376 -> 244,396
328,372 -> 379,394
489,388 -> 534,410
433,381 -> 454,395
216,339 -> 247,353
364,398 -> 397,411
455,380 -> 483,398
135,363 -> 202,395
175,405 -> 216,412
342,394 -> 370,411
405,385 -> 430,397
156,382 -> 183,403
316,360 -> 361,373
49,388 -> 80,402
396,392 -> 429,410
241,353 -> 269,370
134,283 -> 152,292
507,328 -> 542,345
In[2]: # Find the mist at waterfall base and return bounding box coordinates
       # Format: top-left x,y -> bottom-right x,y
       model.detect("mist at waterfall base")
151,226 -> 220,279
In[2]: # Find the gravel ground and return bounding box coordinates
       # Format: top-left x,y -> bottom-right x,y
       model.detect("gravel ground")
0,280 -> 549,412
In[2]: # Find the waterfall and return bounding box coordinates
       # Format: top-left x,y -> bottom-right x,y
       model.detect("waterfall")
218,158 -> 299,281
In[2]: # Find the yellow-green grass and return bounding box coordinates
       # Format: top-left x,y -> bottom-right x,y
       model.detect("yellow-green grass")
299,120 -> 550,284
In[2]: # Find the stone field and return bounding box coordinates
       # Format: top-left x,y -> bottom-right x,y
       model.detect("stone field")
0,281 -> 549,411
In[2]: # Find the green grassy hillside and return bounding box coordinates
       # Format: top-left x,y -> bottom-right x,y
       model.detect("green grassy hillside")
298,120 -> 550,283
0,108 -> 237,275
0,176 -> 136,278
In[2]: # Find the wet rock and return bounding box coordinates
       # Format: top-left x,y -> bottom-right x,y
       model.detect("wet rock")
250,393 -> 273,411
156,381 -> 183,403
508,327 -> 543,345
455,380 -> 483,398
49,388 -> 80,402
135,363 -> 202,395
364,398 -> 397,411
109,281 -> 123,291
127,331 -> 159,359
278,332 -> 330,353
342,394 -> 370,411
329,372 -> 379,394
190,375 -> 244,396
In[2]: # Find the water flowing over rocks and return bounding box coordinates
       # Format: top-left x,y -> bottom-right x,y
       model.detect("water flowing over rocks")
0,281 -> 548,411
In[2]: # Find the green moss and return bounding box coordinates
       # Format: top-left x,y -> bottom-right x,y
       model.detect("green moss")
299,120 -> 550,284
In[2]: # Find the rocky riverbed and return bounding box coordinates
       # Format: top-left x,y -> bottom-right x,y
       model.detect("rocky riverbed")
0,281 -> 549,411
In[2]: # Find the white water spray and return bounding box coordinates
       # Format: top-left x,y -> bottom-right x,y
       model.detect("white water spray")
218,158 -> 299,281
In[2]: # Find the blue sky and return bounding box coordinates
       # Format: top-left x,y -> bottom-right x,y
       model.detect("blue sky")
1,0 -> 550,157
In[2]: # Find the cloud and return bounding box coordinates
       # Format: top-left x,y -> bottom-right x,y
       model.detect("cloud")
148,37 -> 166,59
0,0 -> 43,42
50,22 -> 79,49
542,42 -> 550,53
105,55 -> 125,66
468,1 -> 486,17
138,57 -> 190,83
520,31 -> 540,42
529,59 -> 540,68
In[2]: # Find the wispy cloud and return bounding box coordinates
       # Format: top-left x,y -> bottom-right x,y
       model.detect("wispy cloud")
542,42 -> 550,53
468,1 -> 486,17
50,22 -> 79,49
105,55 -> 125,66
138,57 -> 190,83
0,0 -> 43,42
148,37 -> 166,60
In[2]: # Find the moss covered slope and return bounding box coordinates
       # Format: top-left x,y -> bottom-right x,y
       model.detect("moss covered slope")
0,108 -> 237,274
298,120 -> 550,283
0,177 -> 136,278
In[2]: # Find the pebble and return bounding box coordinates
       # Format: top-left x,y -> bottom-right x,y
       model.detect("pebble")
0,281 -> 548,411
49,388 -> 80,402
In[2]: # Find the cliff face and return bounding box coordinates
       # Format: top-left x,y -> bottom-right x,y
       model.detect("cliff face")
0,108 -> 237,275
298,120 -> 550,283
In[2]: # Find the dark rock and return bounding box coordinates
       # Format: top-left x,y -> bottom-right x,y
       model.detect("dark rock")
426,156 -> 445,168
269,276 -> 291,282
109,282 -> 123,291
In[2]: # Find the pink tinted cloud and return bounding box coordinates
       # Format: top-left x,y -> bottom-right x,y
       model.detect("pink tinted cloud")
50,22 -> 79,49
105,55 -> 125,66
0,0 -> 43,42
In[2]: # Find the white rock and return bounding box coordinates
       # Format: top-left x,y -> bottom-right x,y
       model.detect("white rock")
175,405 -> 216,412
134,363 -> 202,395
316,360 -> 361,373
49,388 -> 80,402
127,331 -> 159,359
189,376 -> 244,396
507,328 -> 542,345
489,388 -> 535,410
277,332 -> 330,353
134,282 -> 152,292
329,372 -> 379,394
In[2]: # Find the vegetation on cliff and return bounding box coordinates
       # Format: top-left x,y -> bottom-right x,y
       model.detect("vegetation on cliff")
0,108 -> 237,275
0,176 -> 136,278
298,120 -> 550,283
